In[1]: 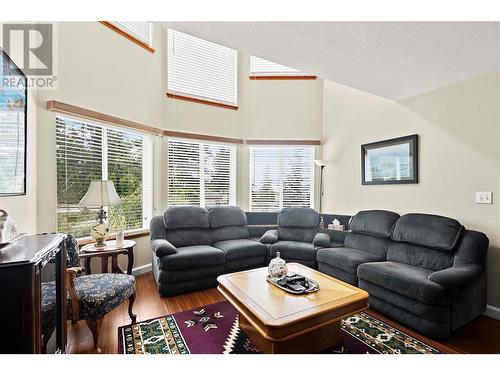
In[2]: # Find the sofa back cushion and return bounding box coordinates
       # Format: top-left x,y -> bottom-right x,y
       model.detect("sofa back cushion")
387,242 -> 454,271
279,227 -> 317,243
344,232 -> 391,257
349,210 -> 400,238
278,207 -> 319,228
163,206 -> 211,247
391,213 -> 463,251
208,206 -> 250,243
277,207 -> 319,243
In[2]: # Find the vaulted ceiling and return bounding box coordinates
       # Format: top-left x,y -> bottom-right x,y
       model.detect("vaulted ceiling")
162,22 -> 500,100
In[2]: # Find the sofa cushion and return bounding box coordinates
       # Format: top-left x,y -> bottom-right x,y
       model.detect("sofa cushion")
387,241 -> 454,271
164,206 -> 209,229
166,228 -> 212,248
391,213 -> 463,251
213,239 -> 268,261
208,206 -> 247,228
211,226 -> 249,243
344,232 -> 391,258
278,207 -> 319,228
349,210 -> 400,238
357,261 -> 451,306
159,245 -> 225,270
278,227 -> 317,243
270,241 -> 317,261
317,247 -> 385,274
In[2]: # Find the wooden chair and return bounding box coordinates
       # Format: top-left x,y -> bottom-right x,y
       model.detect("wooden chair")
42,235 -> 136,353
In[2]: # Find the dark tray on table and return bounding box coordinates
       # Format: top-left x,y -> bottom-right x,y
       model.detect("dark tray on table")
266,272 -> 319,294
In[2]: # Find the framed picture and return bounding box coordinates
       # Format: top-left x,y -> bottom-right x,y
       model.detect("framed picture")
361,134 -> 418,185
0,47 -> 27,196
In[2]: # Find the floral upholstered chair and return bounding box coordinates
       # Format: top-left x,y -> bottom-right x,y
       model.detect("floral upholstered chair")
42,235 -> 136,353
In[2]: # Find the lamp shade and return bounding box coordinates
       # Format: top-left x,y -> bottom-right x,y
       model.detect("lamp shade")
79,180 -> 122,207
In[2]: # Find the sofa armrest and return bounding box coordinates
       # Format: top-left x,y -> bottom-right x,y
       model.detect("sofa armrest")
428,265 -> 482,289
313,232 -> 331,248
151,239 -> 177,257
260,230 -> 279,244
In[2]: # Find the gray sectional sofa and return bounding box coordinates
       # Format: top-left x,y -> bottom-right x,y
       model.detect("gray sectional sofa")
150,205 -> 488,339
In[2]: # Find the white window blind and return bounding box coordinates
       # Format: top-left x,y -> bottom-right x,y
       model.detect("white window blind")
110,22 -> 153,47
250,146 -> 314,212
250,56 -> 306,76
167,138 -> 236,207
56,116 -> 153,238
167,29 -> 238,106
0,107 -> 25,195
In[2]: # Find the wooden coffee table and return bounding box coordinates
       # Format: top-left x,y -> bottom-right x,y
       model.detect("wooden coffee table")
217,263 -> 369,354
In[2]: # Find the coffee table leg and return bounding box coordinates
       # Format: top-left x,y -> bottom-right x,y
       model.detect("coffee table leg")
127,247 -> 134,275
239,314 -> 341,354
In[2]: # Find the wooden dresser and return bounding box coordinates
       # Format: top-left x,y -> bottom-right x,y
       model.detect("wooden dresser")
0,234 -> 67,353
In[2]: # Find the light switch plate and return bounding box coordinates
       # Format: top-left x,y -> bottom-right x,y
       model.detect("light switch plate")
476,192 -> 493,204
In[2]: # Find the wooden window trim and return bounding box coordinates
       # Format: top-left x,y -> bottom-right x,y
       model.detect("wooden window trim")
246,139 -> 321,146
249,75 -> 317,80
164,130 -> 243,145
99,21 -> 155,54
166,93 -> 238,111
47,100 -> 163,136
77,229 -> 150,247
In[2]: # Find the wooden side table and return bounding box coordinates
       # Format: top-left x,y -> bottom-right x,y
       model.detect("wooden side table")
80,240 -> 135,275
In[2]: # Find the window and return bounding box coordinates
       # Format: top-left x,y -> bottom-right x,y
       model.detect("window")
167,29 -> 238,107
167,138 -> 236,207
56,116 -> 153,238
109,22 -> 153,48
249,146 -> 314,212
249,56 -> 316,78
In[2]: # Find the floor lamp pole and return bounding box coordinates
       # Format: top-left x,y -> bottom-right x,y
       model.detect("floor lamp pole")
319,165 -> 324,213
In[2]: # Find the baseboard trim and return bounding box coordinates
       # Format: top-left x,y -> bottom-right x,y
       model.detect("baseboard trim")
484,305 -> 500,320
132,263 -> 152,276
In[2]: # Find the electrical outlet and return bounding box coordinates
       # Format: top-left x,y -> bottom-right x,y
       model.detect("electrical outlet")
476,192 -> 492,204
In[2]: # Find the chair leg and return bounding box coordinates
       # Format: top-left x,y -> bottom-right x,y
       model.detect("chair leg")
128,292 -> 137,323
86,319 -> 102,353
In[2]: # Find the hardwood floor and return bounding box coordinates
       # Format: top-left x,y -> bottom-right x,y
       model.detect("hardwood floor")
67,272 -> 500,354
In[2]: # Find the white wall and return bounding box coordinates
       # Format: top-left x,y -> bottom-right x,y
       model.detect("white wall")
321,70 -> 500,308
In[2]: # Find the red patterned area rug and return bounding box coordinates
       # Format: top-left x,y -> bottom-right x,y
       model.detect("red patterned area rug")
118,301 -> 443,354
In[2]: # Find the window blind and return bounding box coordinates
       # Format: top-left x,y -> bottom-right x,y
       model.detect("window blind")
167,138 -> 236,207
167,29 -> 238,106
56,116 -> 153,238
110,22 -> 153,47
249,146 -> 314,212
250,56 -> 304,76
0,109 -> 25,195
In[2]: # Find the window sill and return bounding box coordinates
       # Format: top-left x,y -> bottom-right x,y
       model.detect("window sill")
166,93 -> 238,110
249,75 -> 317,80
77,228 -> 150,247
99,21 -> 155,54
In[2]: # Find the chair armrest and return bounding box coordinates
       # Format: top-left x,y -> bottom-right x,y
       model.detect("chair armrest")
151,239 -> 177,256
66,266 -> 85,275
65,267 -> 84,320
428,265 -> 482,289
313,232 -> 331,248
260,230 -> 279,244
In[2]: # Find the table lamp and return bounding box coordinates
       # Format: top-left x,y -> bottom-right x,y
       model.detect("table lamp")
79,180 -> 122,247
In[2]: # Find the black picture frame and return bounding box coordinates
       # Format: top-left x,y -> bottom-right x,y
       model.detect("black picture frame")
0,47 -> 27,196
361,134 -> 418,185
